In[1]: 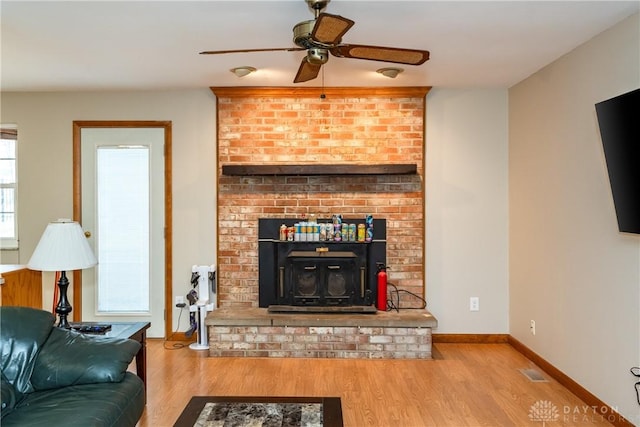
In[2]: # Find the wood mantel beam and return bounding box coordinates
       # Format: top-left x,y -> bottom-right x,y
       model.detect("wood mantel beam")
210,86 -> 431,98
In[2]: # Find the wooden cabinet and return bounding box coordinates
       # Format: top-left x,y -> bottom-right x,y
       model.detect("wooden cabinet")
0,265 -> 42,308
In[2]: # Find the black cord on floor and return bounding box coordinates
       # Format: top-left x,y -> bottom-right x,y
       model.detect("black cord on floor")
386,282 -> 427,312
164,306 -> 188,350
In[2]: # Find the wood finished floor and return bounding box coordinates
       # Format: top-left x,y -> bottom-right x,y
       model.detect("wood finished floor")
137,340 -> 613,427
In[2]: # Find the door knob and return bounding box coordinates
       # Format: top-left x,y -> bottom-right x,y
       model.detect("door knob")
84,231 -> 92,238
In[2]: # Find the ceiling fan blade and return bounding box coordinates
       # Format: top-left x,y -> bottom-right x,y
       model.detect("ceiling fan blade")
311,13 -> 355,44
199,47 -> 305,55
330,44 -> 430,65
293,58 -> 322,83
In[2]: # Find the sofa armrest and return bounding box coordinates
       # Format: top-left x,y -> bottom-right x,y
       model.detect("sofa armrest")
31,328 -> 141,391
0,307 -> 56,394
1,372 -> 22,419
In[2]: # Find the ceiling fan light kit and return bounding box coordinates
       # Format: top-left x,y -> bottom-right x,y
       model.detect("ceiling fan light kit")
377,67 -> 403,78
230,66 -> 256,77
202,0 -> 429,84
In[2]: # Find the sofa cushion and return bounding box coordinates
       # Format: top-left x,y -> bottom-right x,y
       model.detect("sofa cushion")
0,373 -> 145,427
31,327 -> 141,390
0,307 -> 55,394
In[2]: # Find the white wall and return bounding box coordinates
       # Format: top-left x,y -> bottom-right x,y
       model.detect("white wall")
0,90 -> 218,333
509,13 -> 640,424
425,88 -> 510,333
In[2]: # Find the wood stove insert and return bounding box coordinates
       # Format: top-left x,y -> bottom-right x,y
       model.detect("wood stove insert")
258,218 -> 386,313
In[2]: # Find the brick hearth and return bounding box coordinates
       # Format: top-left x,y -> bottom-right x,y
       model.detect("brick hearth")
205,308 -> 437,359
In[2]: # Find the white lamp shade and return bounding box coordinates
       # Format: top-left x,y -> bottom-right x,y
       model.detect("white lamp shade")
28,219 -> 97,272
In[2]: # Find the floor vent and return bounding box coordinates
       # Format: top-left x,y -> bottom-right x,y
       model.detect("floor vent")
519,368 -> 548,382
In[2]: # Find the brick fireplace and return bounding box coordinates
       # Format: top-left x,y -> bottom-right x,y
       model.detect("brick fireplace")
206,87 -> 436,359
212,87 -> 430,309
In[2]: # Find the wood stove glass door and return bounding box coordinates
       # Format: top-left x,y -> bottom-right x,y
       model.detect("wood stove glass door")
288,254 -> 357,306
290,260 -> 321,305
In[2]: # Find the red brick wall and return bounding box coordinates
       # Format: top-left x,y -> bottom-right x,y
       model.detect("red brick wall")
212,87 -> 429,309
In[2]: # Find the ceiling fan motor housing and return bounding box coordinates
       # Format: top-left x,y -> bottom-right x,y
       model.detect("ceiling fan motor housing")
293,20 -> 316,49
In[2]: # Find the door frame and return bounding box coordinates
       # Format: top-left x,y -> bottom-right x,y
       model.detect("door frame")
72,120 -> 173,339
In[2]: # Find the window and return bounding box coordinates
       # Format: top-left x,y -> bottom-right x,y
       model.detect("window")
96,145 -> 150,312
0,126 -> 18,249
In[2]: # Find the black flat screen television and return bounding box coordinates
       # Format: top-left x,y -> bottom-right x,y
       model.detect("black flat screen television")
595,88 -> 639,234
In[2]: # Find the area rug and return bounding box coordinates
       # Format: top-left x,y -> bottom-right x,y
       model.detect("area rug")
173,396 -> 343,427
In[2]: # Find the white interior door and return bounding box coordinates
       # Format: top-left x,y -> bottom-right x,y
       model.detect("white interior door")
80,128 -> 164,337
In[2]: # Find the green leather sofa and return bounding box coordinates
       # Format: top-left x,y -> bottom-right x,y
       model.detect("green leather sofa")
1,306 -> 145,426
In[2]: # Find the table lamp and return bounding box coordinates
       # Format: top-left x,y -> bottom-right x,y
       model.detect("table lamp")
28,219 -> 97,328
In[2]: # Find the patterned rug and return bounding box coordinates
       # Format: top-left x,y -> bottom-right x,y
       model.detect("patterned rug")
173,396 -> 343,427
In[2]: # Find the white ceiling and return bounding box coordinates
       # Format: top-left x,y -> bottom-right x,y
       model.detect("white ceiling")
1,0 -> 638,91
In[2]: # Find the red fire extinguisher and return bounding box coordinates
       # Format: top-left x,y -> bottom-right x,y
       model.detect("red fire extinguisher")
377,263 -> 388,311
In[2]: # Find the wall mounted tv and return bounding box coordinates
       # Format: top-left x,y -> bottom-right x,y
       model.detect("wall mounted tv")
595,88 -> 639,234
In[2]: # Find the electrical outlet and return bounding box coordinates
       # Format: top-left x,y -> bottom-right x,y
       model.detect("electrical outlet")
469,297 -> 479,311
530,320 -> 536,335
175,296 -> 184,305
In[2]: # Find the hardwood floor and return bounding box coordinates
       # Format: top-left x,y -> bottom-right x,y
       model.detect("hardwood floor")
137,340 -> 614,426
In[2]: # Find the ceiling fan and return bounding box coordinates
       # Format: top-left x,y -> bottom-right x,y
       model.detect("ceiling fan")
200,0 -> 430,83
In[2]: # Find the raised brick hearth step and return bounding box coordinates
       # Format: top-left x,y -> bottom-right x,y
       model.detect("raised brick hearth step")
205,308 -> 437,359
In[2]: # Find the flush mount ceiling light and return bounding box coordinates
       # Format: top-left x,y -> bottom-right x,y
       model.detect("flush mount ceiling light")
230,66 -> 257,77
376,67 -> 404,78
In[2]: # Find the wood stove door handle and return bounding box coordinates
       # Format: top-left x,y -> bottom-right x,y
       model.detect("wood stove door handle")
327,265 -> 340,270
279,267 -> 285,297
304,266 -> 317,270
